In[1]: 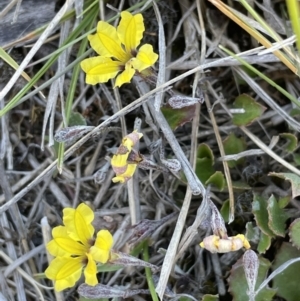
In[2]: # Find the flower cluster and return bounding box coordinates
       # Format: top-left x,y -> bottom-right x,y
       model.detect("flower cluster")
81,11 -> 158,87
111,130 -> 143,183
200,234 -> 250,253
199,200 -> 250,253
45,203 -> 113,291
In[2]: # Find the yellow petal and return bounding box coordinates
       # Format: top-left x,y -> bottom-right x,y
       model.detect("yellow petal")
84,253 -> 98,286
47,226 -> 87,257
45,257 -> 83,291
90,230 -> 113,263
111,145 -> 131,168
114,66 -> 135,87
63,203 -> 94,246
112,164 -> 137,183
131,44 -> 158,72
117,11 -> 144,53
112,175 -> 126,183
89,21 -> 129,62
234,234 -> 251,249
81,57 -> 122,85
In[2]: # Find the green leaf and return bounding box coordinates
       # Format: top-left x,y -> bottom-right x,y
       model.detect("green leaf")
289,218 -> 300,249
220,199 -> 230,223
290,108 -> 300,117
232,94 -> 266,126
228,255 -> 276,301
205,171 -> 225,191
269,172 -> 300,198
280,133 -> 298,152
252,194 -> 275,237
223,133 -> 246,167
195,144 -> 215,184
68,112 -> 87,126
257,232 -> 272,254
230,180 -> 251,190
278,196 -> 290,209
202,295 -> 219,301
245,222 -> 260,242
161,105 -> 196,130
197,143 -> 214,163
293,154 -> 300,166
272,242 -> 300,301
267,195 -> 287,237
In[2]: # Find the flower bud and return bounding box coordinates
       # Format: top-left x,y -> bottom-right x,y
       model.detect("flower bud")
168,95 -> 204,109
210,200 -> 227,239
111,130 -> 143,183
54,126 -> 95,143
78,283 -> 150,299
109,251 -> 159,272
128,212 -> 177,245
243,249 -> 259,299
161,158 -> 181,172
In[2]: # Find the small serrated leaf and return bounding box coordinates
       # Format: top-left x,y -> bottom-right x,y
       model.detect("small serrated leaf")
267,195 -> 287,237
232,94 -> 266,126
161,105 -> 196,130
289,218 -> 300,249
223,133 -> 246,167
252,194 -> 275,237
257,232 -> 272,254
280,133 -> 298,152
269,172 -> 300,198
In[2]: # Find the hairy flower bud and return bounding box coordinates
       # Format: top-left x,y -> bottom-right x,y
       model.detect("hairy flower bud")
78,283 -> 150,299
161,158 -> 181,172
54,126 -> 95,143
109,251 -> 159,272
128,212 -> 177,245
210,200 -> 227,239
243,249 -> 259,300
168,95 -> 204,109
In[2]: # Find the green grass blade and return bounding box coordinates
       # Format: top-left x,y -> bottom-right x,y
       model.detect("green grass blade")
57,4 -> 99,173
220,45 -> 300,108
286,0 -> 300,54
0,6 -> 96,118
143,241 -> 159,301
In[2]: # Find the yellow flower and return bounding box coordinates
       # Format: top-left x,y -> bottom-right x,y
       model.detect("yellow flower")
80,11 -> 158,87
111,130 -> 143,183
45,203 -> 113,292
199,234 -> 250,253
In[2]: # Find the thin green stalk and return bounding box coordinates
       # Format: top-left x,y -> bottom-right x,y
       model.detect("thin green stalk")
286,0 -> 300,54
143,241 -> 159,301
0,6 -> 96,117
238,0 -> 281,43
0,0 -> 156,118
220,45 -> 300,108
57,4 -> 99,173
